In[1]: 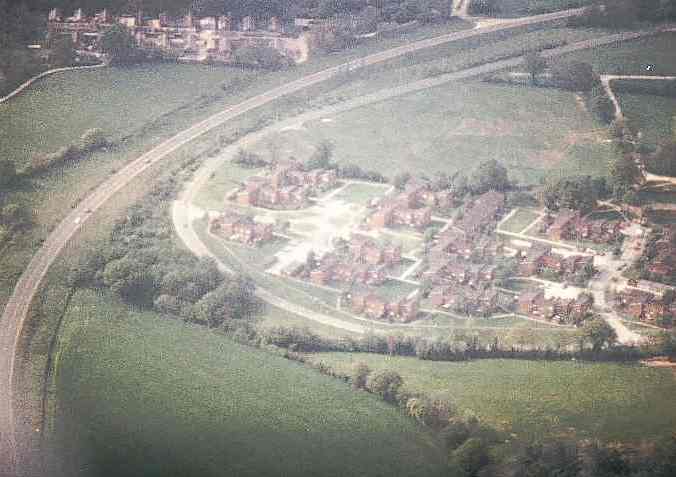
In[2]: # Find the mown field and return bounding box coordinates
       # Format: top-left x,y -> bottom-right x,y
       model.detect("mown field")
561,32 -> 676,76
248,81 -> 615,185
470,0 -> 591,17
617,92 -> 676,147
45,289 -> 445,477
307,353 -> 676,443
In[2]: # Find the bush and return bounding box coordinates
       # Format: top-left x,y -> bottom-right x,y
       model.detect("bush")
366,369 -> 403,403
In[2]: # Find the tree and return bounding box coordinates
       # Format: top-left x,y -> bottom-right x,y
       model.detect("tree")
0,159 -> 17,188
609,154 -> 641,189
580,317 -> 617,352
649,141 -> 676,177
366,369 -> 403,403
100,24 -> 137,64
307,140 -> 334,170
351,362 -> 371,390
551,61 -> 597,91
470,159 -> 509,193
393,172 -> 412,190
524,50 -> 547,85
452,438 -> 491,477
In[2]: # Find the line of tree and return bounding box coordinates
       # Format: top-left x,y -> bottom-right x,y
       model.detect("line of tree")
69,174 -> 261,328
287,351 -> 676,477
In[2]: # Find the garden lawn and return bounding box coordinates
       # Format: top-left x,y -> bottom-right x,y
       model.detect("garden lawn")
500,208 -> 541,233
46,289 -> 445,477
306,353 -> 676,443
249,81 -> 615,185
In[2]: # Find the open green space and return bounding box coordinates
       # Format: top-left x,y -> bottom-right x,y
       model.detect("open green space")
562,32 -> 676,76
500,208 -> 542,233
332,182 -> 390,206
306,353 -> 676,443
46,289 -> 445,477
470,0 -> 591,18
250,81 -> 615,185
617,92 -> 676,148
501,278 -> 543,293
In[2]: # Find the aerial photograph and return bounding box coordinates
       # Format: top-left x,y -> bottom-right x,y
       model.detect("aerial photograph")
0,0 -> 675,476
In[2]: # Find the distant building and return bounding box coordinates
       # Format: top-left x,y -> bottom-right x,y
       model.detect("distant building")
47,8 -> 336,64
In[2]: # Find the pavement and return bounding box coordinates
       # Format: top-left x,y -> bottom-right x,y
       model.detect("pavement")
0,8 -> 658,476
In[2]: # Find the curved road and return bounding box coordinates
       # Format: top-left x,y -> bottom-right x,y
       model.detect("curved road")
0,7 -> 636,475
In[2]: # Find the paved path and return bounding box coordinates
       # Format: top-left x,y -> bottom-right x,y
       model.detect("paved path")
1,10 -> 658,475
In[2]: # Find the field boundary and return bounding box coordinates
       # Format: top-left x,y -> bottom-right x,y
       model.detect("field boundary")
0,63 -> 106,105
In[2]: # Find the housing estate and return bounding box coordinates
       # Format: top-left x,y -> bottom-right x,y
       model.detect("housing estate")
518,245 -> 594,278
350,291 -> 420,322
368,179 -> 458,230
613,288 -> 673,325
210,211 -> 273,246
234,160 -> 337,210
457,190 -> 505,234
287,234 -> 402,287
518,290 -> 593,324
47,8 -> 337,63
429,284 -> 512,317
541,208 -> 623,243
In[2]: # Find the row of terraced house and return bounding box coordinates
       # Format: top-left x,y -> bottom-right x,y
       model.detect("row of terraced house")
542,208 -> 623,243
47,8 -> 337,63
209,211 -> 273,246
368,179 -> 458,230
518,290 -> 594,324
281,234 -> 402,288
232,160 -> 338,210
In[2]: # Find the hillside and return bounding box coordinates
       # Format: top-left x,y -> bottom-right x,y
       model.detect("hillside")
43,290 -> 446,477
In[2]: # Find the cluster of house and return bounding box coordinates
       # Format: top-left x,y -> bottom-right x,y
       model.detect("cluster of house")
613,285 -> 674,325
232,160 -> 337,210
47,8 -> 337,63
643,225 -> 675,284
518,245 -> 594,278
368,179 -> 457,230
540,208 -> 623,243
422,227 -> 511,316
209,211 -> 273,246
282,234 -> 402,287
350,290 -> 420,322
518,290 -> 594,324
457,191 -> 506,234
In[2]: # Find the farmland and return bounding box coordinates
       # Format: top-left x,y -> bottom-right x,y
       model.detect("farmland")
45,289 -> 445,477
248,81 -> 615,185
306,353 -> 676,443
470,0 -> 591,18
561,32 -> 676,76
617,92 -> 676,147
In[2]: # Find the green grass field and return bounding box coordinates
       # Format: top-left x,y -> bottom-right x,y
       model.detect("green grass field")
500,208 -> 542,233
46,289 -> 445,477
250,81 -> 615,185
470,0 -> 591,17
562,32 -> 676,76
306,353 -> 676,443
617,92 -> 676,148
